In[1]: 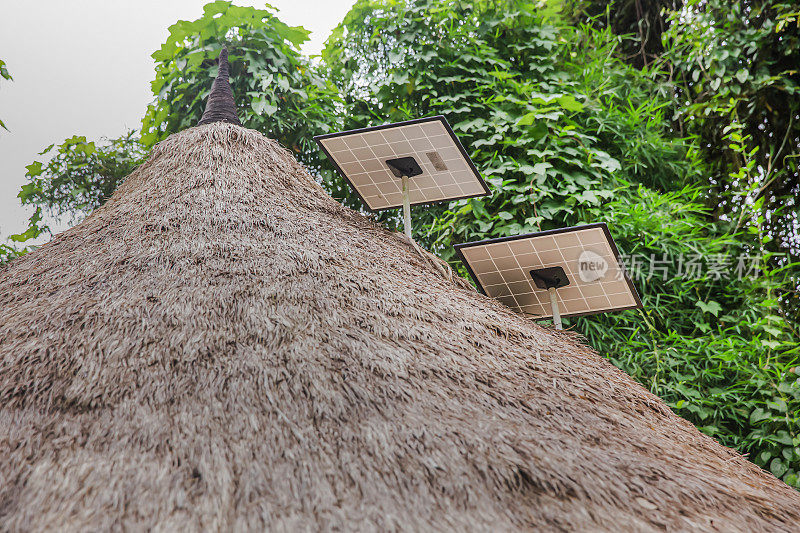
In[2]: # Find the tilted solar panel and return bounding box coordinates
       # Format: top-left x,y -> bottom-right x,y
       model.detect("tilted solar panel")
455,223 -> 642,319
314,116 -> 490,211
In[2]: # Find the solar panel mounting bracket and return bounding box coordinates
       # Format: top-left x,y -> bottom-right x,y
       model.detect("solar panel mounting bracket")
401,175 -> 412,239
529,266 -> 570,290
385,156 -> 423,178
384,157 -> 423,240
530,267 -> 569,330
548,288 -> 562,330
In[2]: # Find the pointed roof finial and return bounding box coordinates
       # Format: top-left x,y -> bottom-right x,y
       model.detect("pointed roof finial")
198,46 -> 241,126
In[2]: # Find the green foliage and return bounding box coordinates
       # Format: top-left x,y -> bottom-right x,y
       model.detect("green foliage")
141,0 -> 340,169
324,0 -> 698,242
0,59 -> 11,82
0,243 -> 23,265
0,58 -> 12,131
565,0 -> 800,483
571,0 -> 800,313
660,1 -> 800,271
324,0 -> 800,486
563,0 -> 675,69
586,183 -> 800,485
12,132 -> 146,242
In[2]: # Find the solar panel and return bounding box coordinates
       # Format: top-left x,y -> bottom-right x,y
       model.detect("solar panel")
314,116 -> 490,211
455,223 -> 642,323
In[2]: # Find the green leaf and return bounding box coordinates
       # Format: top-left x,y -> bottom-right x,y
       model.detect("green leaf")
696,300 -> 722,316
519,162 -> 551,176
735,69 -> 749,84
0,59 -> 11,81
576,190 -> 600,205
527,122 -> 549,139
471,199 -> 490,219
476,219 -> 493,232
281,25 -> 311,47
767,399 -> 788,414
9,225 -> 44,242
773,431 -> 794,446
516,113 -> 537,126
749,408 -> 771,423
25,162 -> 43,177
251,98 -> 278,116
770,458 -> 788,478
276,76 -> 290,91
556,94 -> 583,112
454,117 -> 487,132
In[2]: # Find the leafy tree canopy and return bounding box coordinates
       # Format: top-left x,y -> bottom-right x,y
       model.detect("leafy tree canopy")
570,0 -> 800,304
12,133 -> 147,243
142,0 -> 340,168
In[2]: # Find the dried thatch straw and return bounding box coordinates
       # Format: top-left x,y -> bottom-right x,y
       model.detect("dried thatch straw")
1,122 -> 798,531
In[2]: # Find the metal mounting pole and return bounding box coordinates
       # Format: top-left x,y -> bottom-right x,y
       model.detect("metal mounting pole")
548,287 -> 562,330
401,174 -> 412,239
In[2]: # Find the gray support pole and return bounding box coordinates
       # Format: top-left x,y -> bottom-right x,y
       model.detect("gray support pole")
549,287 -> 562,330
402,175 -> 412,239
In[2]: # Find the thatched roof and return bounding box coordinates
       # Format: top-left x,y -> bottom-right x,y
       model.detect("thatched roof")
1,122 -> 798,531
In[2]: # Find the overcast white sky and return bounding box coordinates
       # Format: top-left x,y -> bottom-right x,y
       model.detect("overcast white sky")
0,0 -> 355,241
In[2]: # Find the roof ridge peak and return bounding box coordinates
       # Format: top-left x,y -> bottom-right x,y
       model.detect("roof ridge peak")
197,46 -> 241,127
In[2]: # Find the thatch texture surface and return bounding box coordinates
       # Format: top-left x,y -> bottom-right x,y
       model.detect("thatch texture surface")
1,123 -> 798,532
